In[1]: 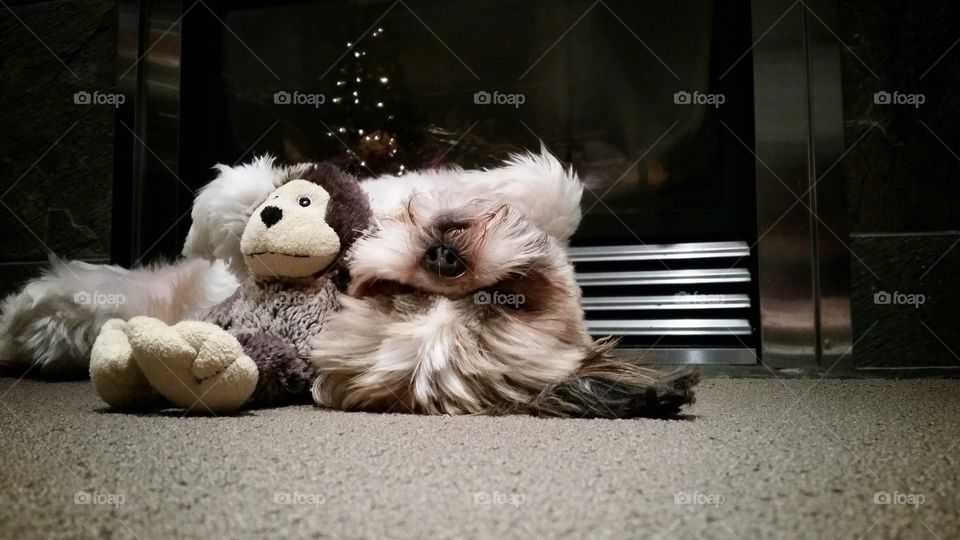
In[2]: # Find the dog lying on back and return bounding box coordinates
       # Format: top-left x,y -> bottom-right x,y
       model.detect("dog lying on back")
311,194 -> 699,418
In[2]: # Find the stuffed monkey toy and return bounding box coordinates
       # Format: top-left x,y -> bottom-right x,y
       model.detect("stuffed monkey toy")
89,163 -> 371,412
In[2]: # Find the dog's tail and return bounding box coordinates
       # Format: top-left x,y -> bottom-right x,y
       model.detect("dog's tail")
0,257 -> 238,378
522,339 -> 700,419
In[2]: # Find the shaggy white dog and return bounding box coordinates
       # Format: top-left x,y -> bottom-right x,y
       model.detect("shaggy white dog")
0,150 -> 582,378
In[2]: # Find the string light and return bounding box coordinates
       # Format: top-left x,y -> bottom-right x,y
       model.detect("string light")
326,23 -> 407,176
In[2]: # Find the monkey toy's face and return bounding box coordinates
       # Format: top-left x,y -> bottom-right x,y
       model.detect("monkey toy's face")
240,179 -> 341,279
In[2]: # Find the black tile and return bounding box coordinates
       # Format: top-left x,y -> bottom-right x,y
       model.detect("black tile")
840,0 -> 960,233
0,0 -> 117,263
851,234 -> 960,368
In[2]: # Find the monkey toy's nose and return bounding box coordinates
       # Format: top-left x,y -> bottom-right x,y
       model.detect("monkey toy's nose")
423,244 -> 467,278
260,206 -> 282,228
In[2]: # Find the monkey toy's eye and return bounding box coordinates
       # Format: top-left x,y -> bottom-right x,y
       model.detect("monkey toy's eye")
298,197 -> 311,207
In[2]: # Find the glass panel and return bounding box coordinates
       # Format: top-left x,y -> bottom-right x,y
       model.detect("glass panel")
840,0 -> 960,233
183,0 -> 755,245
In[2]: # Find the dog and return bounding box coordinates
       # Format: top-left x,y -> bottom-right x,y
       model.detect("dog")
310,194 -> 698,418
0,150 -> 583,379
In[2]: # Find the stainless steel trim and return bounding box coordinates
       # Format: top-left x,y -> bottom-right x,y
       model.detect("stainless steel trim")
582,294 -> 751,310
112,0 -> 140,266
609,347 -> 758,365
114,0 -> 184,265
586,319 -> 752,335
568,241 -> 750,263
805,0 -> 854,369
750,0 -> 819,367
578,268 -> 750,287
140,1 -> 184,261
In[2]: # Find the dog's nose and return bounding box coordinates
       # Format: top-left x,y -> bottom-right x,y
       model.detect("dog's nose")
423,244 -> 466,278
260,206 -> 282,228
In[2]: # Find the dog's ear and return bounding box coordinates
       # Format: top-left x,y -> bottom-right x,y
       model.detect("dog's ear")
485,146 -> 583,245
360,146 -> 583,245
183,155 -> 307,278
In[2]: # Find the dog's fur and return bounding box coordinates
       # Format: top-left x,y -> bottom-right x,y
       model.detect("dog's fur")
0,258 -> 237,377
310,195 -> 698,418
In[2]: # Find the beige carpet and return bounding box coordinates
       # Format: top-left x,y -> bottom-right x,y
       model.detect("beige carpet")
0,377 -> 958,539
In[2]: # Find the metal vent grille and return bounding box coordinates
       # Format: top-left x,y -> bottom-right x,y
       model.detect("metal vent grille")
569,241 -> 757,364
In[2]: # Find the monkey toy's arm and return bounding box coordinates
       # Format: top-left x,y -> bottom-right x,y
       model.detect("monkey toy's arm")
203,289 -> 317,406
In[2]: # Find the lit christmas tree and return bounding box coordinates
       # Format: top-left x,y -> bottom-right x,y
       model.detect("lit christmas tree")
316,22 -> 527,175
323,26 -> 423,177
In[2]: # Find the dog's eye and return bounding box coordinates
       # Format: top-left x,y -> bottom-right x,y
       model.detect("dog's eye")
299,197 -> 311,207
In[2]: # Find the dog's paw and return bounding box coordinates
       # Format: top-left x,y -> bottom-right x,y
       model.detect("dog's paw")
89,319 -> 161,409
126,317 -> 258,413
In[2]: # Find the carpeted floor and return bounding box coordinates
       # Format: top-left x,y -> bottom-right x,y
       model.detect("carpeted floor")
0,377 -> 958,539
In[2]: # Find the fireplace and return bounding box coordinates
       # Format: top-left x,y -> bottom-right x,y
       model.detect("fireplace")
114,0 -> 851,369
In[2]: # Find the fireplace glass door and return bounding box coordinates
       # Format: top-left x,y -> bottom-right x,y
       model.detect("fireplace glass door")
122,0 -> 760,364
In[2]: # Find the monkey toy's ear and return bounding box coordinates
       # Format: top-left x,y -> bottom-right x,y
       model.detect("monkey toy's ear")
182,155 -> 312,278
298,163 -> 373,290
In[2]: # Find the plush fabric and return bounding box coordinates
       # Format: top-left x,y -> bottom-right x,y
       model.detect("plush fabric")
89,319 -> 159,409
88,163 -> 371,413
240,180 -> 341,278
89,317 -> 259,413
205,278 -> 341,405
235,332 -> 312,406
